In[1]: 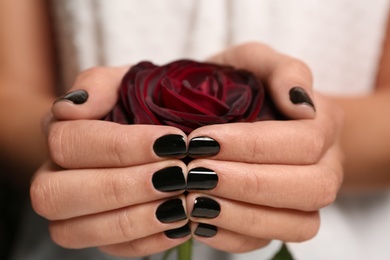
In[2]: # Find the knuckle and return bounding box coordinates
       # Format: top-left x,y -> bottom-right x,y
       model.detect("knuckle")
306,169 -> 340,211
283,58 -> 313,81
316,169 -> 341,208
111,127 -> 132,166
30,175 -> 58,220
115,211 -> 136,241
234,42 -> 275,64
241,125 -> 266,162
49,222 -> 74,249
240,172 -> 264,203
104,173 -> 131,207
95,124 -> 133,167
293,211 -> 320,242
47,122 -> 67,167
302,127 -> 326,164
124,240 -> 151,257
99,240 -> 149,258
228,237 -> 270,253
30,176 -> 48,217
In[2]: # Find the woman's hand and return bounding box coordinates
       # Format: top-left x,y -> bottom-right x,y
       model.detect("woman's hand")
31,42 -> 345,256
184,42 -> 344,252
31,67 -> 192,257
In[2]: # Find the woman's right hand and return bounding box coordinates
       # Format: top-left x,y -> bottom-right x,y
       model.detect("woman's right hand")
30,67 -> 191,257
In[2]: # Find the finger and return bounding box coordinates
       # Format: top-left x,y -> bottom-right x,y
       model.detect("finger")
187,94 -> 340,164
47,120 -> 187,168
188,121 -> 329,165
208,42 -> 315,119
191,222 -> 270,253
187,145 -> 343,211
49,197 -> 188,248
186,194 -> 320,242
30,161 -> 187,220
99,230 -> 191,258
52,66 -> 130,120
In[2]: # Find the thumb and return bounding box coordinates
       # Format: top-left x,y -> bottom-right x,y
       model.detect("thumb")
52,66 -> 130,120
266,55 -> 316,120
208,42 -> 316,120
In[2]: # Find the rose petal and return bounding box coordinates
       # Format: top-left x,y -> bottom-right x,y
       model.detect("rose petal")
225,84 -> 252,116
147,97 -> 228,124
181,80 -> 229,116
213,72 -> 228,101
145,97 -> 184,122
110,102 -> 132,124
160,78 -> 216,116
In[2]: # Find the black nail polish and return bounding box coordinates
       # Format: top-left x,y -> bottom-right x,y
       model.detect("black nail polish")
164,223 -> 191,239
156,198 -> 187,223
54,89 -> 89,105
152,166 -> 186,192
187,167 -> 218,190
289,87 -> 316,111
194,223 -> 217,238
188,137 -> 220,157
153,134 -> 187,157
191,197 -> 220,219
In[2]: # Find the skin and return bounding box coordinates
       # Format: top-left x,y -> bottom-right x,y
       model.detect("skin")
39,44 -> 343,255
0,0 -> 55,190
1,1 -> 390,257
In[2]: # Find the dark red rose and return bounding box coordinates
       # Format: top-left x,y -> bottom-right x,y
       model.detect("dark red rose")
104,59 -> 280,133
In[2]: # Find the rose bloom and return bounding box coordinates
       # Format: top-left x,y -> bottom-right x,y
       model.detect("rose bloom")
104,59 -> 281,133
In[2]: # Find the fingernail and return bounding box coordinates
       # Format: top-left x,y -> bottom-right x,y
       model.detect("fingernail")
188,137 -> 220,157
289,87 -> 316,111
191,197 -> 220,219
54,89 -> 89,105
194,223 -> 217,238
187,167 -> 218,190
153,134 -> 187,157
164,223 -> 191,239
156,198 -> 187,223
152,166 -> 186,192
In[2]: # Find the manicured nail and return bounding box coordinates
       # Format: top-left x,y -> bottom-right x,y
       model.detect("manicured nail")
191,197 -> 220,219
194,223 -> 217,238
289,87 -> 316,111
187,167 -> 218,190
164,223 -> 191,239
54,89 -> 89,104
156,198 -> 187,223
188,137 -> 220,157
153,134 -> 187,157
152,166 -> 186,192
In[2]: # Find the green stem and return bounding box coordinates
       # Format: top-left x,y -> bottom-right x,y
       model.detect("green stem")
270,243 -> 294,260
177,239 -> 192,260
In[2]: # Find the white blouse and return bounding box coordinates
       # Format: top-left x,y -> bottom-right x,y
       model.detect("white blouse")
11,1 -> 390,260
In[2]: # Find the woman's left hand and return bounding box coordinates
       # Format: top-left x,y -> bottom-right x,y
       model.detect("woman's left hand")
184,42 -> 344,252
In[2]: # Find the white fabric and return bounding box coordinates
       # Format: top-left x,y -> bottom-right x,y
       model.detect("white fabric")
13,0 -> 390,260
53,0 -> 389,95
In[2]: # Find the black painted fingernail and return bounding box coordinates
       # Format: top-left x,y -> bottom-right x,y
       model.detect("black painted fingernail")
152,166 -> 186,192
164,223 -> 191,239
153,134 -> 187,157
194,223 -> 217,238
188,137 -> 220,157
191,197 -> 220,219
289,87 -> 316,111
187,167 -> 218,190
54,89 -> 89,105
156,198 -> 187,223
